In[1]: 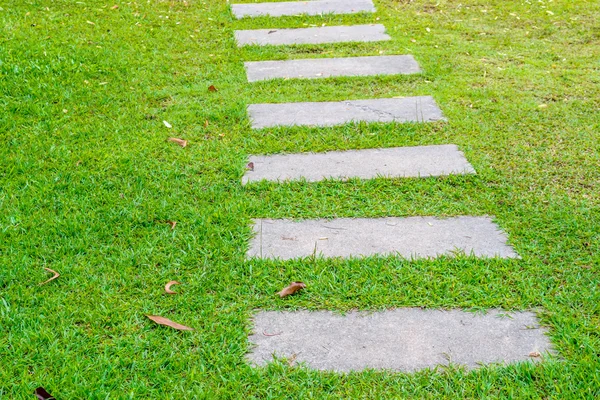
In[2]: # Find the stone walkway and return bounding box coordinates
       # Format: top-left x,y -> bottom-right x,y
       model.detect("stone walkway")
242,145 -> 475,184
231,0 -> 552,373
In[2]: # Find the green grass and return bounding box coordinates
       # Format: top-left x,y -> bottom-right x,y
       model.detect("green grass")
1,0 -> 599,397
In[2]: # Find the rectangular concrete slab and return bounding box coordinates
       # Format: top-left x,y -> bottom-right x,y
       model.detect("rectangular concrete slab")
248,96 -> 445,129
232,0 -> 375,19
243,145 -> 475,184
245,55 -> 421,82
248,309 -> 553,372
247,216 -> 519,259
235,24 -> 390,47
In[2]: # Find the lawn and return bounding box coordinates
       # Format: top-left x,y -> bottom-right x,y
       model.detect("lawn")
1,0 -> 599,398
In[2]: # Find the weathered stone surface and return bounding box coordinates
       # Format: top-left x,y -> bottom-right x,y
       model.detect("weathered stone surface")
245,55 -> 421,82
232,0 -> 375,19
235,24 -> 390,47
248,309 -> 553,372
242,145 -> 475,184
248,96 -> 445,129
247,216 -> 519,260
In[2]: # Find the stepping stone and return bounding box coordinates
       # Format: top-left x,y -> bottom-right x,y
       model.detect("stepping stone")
232,0 -> 376,19
248,309 -> 553,372
235,24 -> 390,47
248,96 -> 445,129
242,145 -> 475,184
247,216 -> 519,260
245,55 -> 421,82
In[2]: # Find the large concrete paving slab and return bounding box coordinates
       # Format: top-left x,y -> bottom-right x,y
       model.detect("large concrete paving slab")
232,0 -> 375,19
235,24 -> 390,47
248,96 -> 445,129
247,216 -> 519,260
245,55 -> 421,82
247,309 -> 553,372
242,145 -> 475,184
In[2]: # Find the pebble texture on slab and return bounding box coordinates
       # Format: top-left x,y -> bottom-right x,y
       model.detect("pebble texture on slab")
247,216 -> 519,260
248,96 -> 445,129
244,55 -> 421,82
242,145 -> 475,184
232,0 -> 375,19
248,309 -> 552,372
235,24 -> 390,47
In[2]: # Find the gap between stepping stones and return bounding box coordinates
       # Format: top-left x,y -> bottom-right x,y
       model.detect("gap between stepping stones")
232,0 -> 376,19
242,145 -> 476,184
247,96 -> 446,129
247,309 -> 553,372
235,24 -> 390,47
247,216 -> 520,260
244,55 -> 421,82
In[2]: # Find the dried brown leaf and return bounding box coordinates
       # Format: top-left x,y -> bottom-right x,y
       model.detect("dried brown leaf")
208,85 -> 217,92
111,5 -> 119,9
204,120 -> 209,127
166,220 -> 177,229
165,280 -> 180,294
146,315 -> 194,331
246,162 -> 254,171
278,281 -> 306,298
529,351 -> 541,358
39,268 -> 60,286
34,387 -> 55,400
168,137 -> 187,147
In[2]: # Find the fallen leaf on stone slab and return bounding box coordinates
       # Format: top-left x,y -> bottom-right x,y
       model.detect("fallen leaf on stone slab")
208,85 -> 217,92
164,280 -> 180,294
246,162 -> 254,171
278,281 -> 306,298
529,351 -> 541,357
168,138 -> 187,147
146,315 -> 194,330
163,120 -> 172,128
39,268 -> 60,286
34,387 -> 55,400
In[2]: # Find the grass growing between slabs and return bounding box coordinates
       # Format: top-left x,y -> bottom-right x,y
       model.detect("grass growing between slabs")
1,0 -> 599,397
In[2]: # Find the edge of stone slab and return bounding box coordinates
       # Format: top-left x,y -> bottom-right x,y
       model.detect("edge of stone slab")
231,0 -> 377,19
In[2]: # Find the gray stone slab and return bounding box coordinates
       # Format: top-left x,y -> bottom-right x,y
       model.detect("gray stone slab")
242,145 -> 475,184
245,55 -> 421,82
247,216 -> 519,260
232,0 -> 375,19
235,24 -> 390,47
248,96 -> 445,129
248,309 -> 553,372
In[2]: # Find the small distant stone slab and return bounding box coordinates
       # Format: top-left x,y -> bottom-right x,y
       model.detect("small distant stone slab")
235,24 -> 390,47
242,145 -> 475,184
232,0 -> 375,19
248,96 -> 445,129
247,216 -> 519,260
245,55 -> 421,82
248,309 -> 553,372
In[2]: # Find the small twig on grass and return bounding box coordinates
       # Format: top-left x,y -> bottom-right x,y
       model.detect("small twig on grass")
39,268 -> 60,286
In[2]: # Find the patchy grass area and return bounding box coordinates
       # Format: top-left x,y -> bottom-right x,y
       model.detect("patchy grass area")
1,0 -> 599,397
